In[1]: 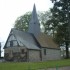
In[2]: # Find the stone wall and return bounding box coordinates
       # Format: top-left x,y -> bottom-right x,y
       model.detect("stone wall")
4,47 -> 61,62
41,48 -> 61,61
4,47 -> 40,62
28,50 -> 40,62
4,47 -> 27,61
4,46 -> 27,53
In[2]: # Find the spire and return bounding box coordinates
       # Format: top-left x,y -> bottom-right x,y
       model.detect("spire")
28,4 -> 40,35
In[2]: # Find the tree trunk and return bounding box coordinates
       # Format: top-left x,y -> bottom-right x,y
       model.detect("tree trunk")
65,42 -> 69,59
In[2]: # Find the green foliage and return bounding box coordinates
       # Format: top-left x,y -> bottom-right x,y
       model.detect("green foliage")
50,0 -> 70,58
50,0 -> 70,42
14,12 -> 31,31
38,11 -> 52,34
14,11 -> 51,34
54,23 -> 69,44
0,59 -> 70,70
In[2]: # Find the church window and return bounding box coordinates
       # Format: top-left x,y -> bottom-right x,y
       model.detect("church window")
10,41 -> 13,47
44,49 -> 46,55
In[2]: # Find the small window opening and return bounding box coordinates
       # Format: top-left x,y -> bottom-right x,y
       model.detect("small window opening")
21,49 -> 24,54
44,49 -> 46,55
10,41 -> 13,47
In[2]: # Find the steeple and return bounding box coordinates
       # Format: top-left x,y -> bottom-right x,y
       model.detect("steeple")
28,4 -> 40,35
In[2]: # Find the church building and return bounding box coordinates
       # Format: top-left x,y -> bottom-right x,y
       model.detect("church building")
4,4 -> 61,62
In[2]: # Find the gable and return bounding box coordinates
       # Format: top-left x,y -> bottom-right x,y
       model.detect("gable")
4,29 -> 40,50
8,34 -> 16,41
5,34 -> 18,48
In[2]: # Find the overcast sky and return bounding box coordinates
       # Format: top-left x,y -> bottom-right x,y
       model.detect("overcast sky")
0,0 -> 53,56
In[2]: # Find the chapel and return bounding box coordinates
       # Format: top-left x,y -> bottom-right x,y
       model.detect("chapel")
4,4 -> 61,62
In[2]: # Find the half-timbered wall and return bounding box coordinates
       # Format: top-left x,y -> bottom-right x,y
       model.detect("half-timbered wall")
6,35 -> 18,47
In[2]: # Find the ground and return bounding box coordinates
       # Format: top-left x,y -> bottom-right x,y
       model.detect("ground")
43,66 -> 70,70
0,59 -> 70,70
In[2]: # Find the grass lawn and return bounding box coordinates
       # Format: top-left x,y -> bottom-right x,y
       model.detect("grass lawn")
0,59 -> 70,70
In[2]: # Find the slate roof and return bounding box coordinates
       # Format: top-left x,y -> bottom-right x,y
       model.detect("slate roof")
13,29 -> 59,49
35,33 -> 59,49
4,29 -> 40,50
4,28 -> 59,50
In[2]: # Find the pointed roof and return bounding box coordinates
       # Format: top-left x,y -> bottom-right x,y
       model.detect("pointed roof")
32,4 -> 38,20
28,4 -> 40,36
35,33 -> 59,49
4,28 -> 59,49
4,29 -> 40,50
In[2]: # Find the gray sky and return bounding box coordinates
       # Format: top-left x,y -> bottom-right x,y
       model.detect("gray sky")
0,0 -> 53,56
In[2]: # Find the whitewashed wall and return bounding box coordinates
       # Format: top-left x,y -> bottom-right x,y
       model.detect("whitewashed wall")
41,48 -> 61,61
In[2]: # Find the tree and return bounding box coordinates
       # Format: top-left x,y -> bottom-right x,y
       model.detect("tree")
14,11 -> 51,34
14,12 -> 31,31
38,11 -> 52,34
50,0 -> 70,58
